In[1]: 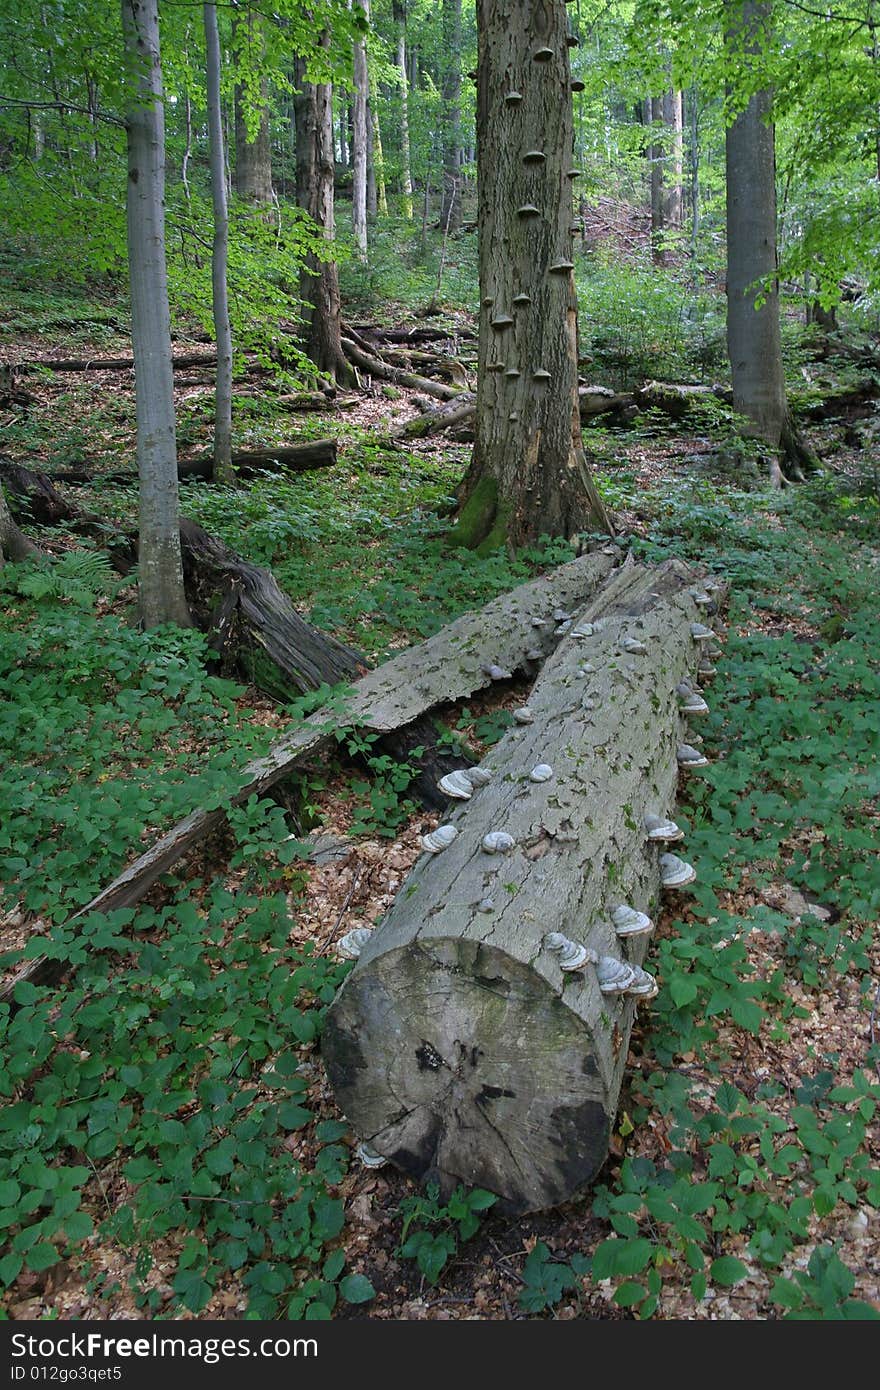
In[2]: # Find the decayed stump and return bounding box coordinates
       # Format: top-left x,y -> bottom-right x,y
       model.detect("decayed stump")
322,558 -> 725,1213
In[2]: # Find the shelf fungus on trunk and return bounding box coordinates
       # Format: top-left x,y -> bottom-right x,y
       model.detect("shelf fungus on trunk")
322,558 -> 725,1214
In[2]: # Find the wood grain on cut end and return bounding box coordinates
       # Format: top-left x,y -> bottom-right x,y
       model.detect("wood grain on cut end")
322,937 -> 611,1214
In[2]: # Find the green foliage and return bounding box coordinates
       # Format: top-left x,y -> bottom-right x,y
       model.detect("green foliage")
397,1183 -> 496,1286
517,1242 -> 590,1314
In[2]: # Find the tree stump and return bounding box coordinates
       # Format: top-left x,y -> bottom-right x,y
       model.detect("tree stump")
322,558 -> 725,1213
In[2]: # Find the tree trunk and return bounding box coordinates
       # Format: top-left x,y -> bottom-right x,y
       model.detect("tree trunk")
0,487 -> 40,567
649,95 -> 665,264
662,88 -> 683,231
232,12 -> 273,204
394,3 -> 414,218
352,0 -> 370,259
725,0 -> 811,482
2,549 -> 619,1004
440,0 -> 463,234
204,3 -> 234,484
368,84 -> 387,215
121,0 -> 191,629
293,44 -> 355,385
450,0 -> 612,552
323,559 -> 717,1213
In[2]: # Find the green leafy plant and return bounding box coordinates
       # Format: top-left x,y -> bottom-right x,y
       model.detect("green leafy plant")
397,1183 -> 497,1286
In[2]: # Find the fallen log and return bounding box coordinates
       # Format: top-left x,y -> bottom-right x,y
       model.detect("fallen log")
322,558 -> 726,1213
49,440 -> 337,487
17,352 -> 218,374
340,337 -> 461,401
0,548 -> 619,1005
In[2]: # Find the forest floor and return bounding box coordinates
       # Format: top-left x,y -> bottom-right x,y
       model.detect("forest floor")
1,274 -> 879,1322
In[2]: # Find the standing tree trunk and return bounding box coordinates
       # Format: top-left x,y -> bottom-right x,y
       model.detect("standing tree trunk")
293,45 -> 355,385
648,94 -> 665,264
121,0 -> 191,629
232,11 -> 273,204
393,2 -> 414,218
725,0 -> 811,483
352,0 -> 370,259
662,88 -> 683,231
204,3 -> 233,483
440,0 -> 462,233
449,0 -> 611,552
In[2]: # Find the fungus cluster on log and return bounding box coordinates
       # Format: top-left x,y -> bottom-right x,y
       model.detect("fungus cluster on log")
322,558 -> 726,1214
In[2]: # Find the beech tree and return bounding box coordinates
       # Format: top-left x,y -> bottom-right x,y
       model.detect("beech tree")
451,0 -> 611,550
121,0 -> 191,627
725,0 -> 811,483
352,0 -> 370,258
293,40 -> 355,384
203,2 -> 233,482
232,10 -> 273,204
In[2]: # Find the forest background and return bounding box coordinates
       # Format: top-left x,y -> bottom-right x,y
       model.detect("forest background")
0,0 -> 878,1323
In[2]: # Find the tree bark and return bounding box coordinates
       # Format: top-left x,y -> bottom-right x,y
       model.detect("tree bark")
293,43 -> 355,385
352,0 -> 370,259
232,12 -> 273,204
662,88 -> 683,231
204,3 -> 234,484
323,558 -> 717,1212
450,0 -> 612,552
0,487 -> 40,567
725,0 -> 811,482
649,95 -> 665,264
440,0 -> 463,234
394,2 -> 414,218
121,0 -> 191,628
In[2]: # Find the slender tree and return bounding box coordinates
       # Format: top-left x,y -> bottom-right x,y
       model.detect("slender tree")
450,0 -> 611,549
393,1 -> 413,217
352,0 -> 370,258
440,0 -> 463,233
204,2 -> 233,482
725,0 -> 811,483
293,41 -> 355,384
121,0 -> 191,627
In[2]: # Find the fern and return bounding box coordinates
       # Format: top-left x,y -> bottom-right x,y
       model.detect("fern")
16,549 -> 116,603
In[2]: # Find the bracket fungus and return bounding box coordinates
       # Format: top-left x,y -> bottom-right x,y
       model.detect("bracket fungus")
482,662 -> 512,680
438,770 -> 475,800
659,853 -> 697,888
532,369 -> 551,382
421,824 -> 458,854
517,204 -> 541,218
690,622 -> 716,642
482,830 -> 516,854
337,926 -> 375,960
513,706 -> 535,724
491,314 -> 514,330
533,46 -> 554,60
356,1141 -> 388,1168
677,743 -> 709,768
523,149 -> 546,164
677,683 -> 709,716
504,90 -> 523,104
596,955 -> 637,994
644,813 -> 684,842
548,260 -> 575,275
544,932 -> 596,971
512,293 -> 532,306
571,78 -> 586,91
529,763 -> 554,783
627,965 -> 659,1000
620,635 -> 647,655
612,904 -> 654,938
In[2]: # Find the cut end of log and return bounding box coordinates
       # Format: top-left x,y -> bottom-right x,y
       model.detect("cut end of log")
322,937 -> 612,1214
